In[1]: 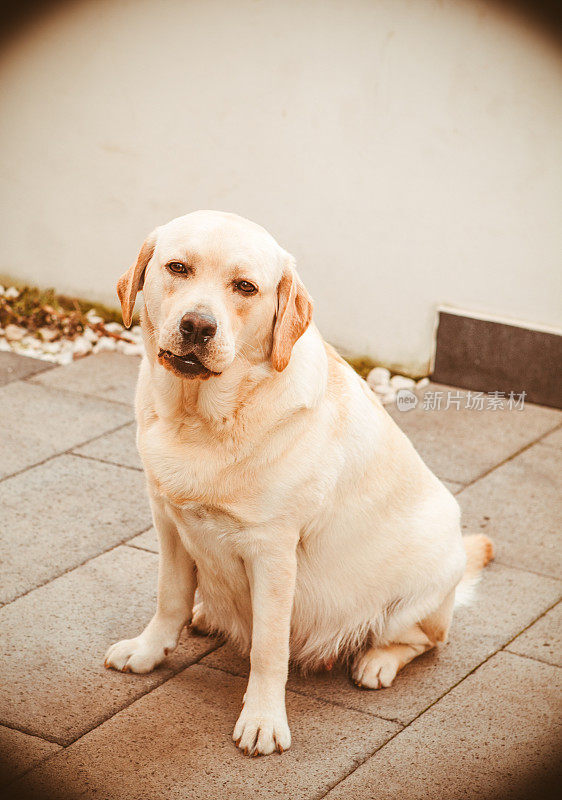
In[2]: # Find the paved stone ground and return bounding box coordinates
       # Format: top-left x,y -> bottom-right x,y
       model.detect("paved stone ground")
0,351 -> 560,800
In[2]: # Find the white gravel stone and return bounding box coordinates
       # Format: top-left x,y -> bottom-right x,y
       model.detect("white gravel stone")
103,321 -> 125,334
41,341 -> 63,354
38,326 -> 59,342
86,309 -> 104,324
93,337 -> 117,353
83,327 -> 99,344
4,324 -> 26,342
374,381 -> 396,395
72,335 -> 93,359
389,374 -> 416,390
127,326 -> 144,343
116,340 -> 144,356
0,286 -> 5,296
367,366 -> 390,389
4,286 -> 20,299
57,349 -> 74,365
21,338 -> 47,358
417,377 -> 430,388
379,390 -> 397,405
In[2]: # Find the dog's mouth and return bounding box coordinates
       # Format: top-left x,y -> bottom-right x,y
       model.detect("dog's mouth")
157,349 -> 220,379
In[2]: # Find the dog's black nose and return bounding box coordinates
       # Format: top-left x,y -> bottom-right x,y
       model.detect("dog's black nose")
179,312 -> 217,345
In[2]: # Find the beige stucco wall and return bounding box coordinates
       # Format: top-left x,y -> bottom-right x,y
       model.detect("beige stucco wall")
1,0 -> 561,374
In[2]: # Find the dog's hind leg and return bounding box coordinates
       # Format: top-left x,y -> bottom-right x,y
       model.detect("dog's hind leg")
352,534 -> 494,690
351,590 -> 455,690
190,599 -> 212,635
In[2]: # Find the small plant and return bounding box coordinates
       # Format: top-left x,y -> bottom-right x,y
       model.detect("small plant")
0,284 -> 142,363
0,285 -> 137,340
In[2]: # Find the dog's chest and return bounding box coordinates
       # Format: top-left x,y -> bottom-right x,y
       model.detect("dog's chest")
139,418 -> 268,531
177,502 -> 242,538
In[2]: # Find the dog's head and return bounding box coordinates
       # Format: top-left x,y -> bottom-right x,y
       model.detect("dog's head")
117,211 -> 313,379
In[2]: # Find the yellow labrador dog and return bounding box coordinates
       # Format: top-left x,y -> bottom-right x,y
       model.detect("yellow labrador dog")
105,210 -> 493,756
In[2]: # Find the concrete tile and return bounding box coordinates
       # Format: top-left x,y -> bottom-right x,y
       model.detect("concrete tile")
539,425 -> 562,449
30,352 -> 140,405
324,652 -> 562,800
0,454 -> 151,604
0,726 -> 60,786
0,351 -> 53,386
0,547 -> 218,746
127,526 -> 158,553
507,602 -> 562,667
0,381 -> 132,480
387,383 -> 561,483
13,664 -> 399,800
458,443 -> 562,577
202,563 -> 561,724
73,422 -> 142,470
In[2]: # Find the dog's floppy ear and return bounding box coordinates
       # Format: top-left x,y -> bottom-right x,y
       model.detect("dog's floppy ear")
116,231 -> 157,328
271,257 -> 313,372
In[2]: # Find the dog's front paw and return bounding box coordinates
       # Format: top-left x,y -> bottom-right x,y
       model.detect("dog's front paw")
104,635 -> 171,674
233,705 -> 291,756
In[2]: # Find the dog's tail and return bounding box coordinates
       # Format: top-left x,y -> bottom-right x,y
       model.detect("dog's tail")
455,534 -> 495,607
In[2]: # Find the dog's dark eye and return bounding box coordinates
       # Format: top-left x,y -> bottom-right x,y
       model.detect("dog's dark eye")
235,280 -> 258,295
167,262 -> 188,275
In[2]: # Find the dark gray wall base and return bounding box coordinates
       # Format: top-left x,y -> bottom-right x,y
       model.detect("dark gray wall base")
432,310 -> 562,409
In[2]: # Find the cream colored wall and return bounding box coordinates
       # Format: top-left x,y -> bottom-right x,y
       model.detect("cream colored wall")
1,0 -> 561,375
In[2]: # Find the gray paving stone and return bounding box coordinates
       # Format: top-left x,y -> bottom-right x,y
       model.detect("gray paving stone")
0,380 -> 132,480
12,664 -> 399,800
387,383 -> 561,483
30,352 -> 141,405
127,526 -> 158,553
0,454 -> 151,604
324,652 -> 562,800
2,357 -> 560,799
0,351 -> 53,386
458,443 -> 562,578
202,563 -> 561,724
0,547 -> 218,746
0,726 -> 60,786
73,422 -> 142,470
539,425 -> 562,449
507,602 -> 562,667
